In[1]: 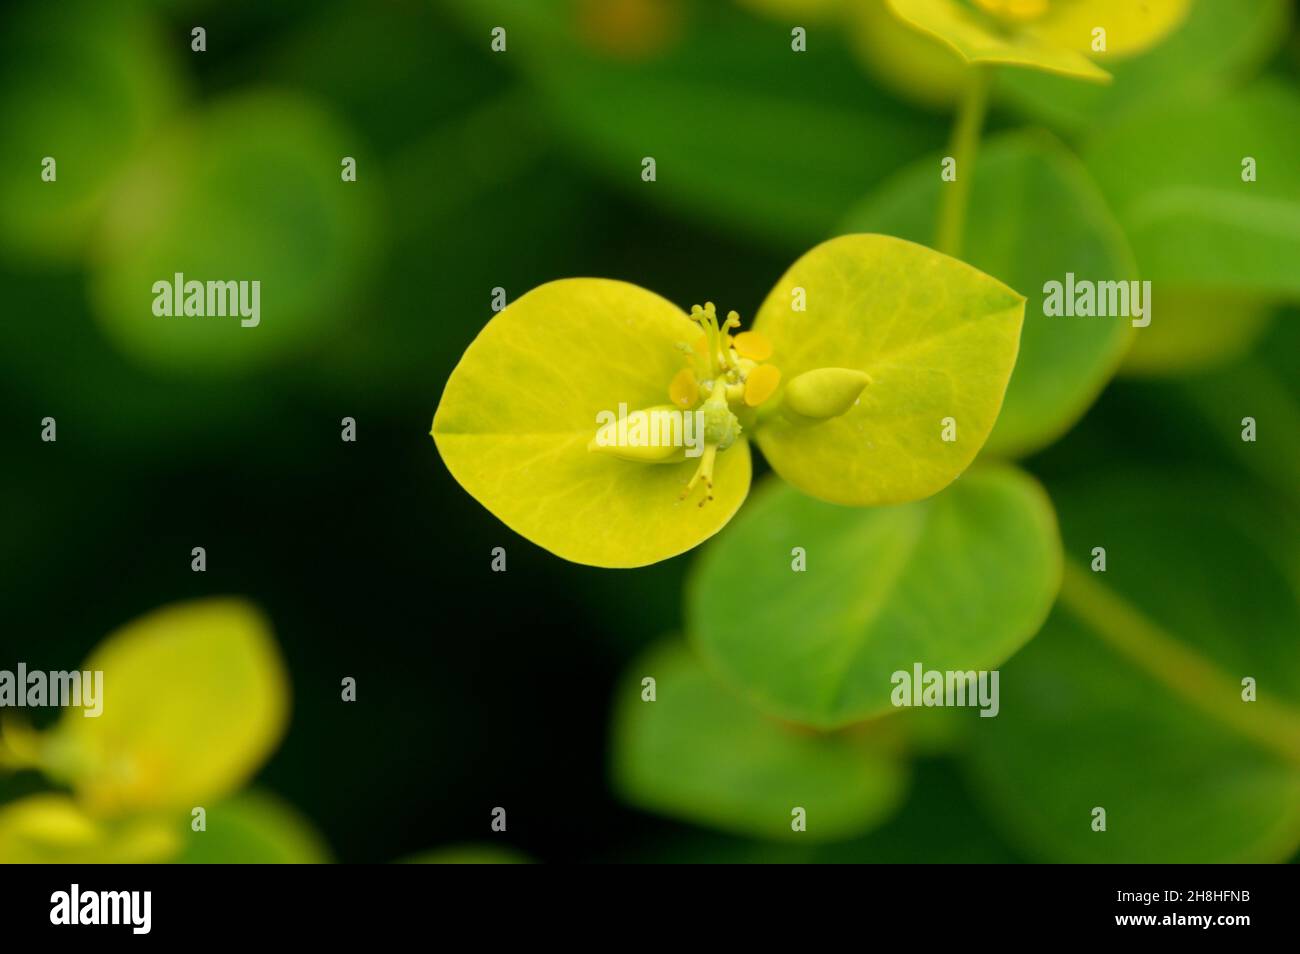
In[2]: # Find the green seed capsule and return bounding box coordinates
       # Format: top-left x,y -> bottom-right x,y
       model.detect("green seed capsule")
588,405 -> 687,462
784,368 -> 870,420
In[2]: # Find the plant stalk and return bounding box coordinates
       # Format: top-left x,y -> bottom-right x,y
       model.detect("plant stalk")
1058,558 -> 1300,767
935,66 -> 992,259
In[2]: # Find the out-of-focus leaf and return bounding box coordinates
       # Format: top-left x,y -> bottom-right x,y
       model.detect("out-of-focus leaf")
400,844 -> 532,864
625,758 -> 1020,862
848,0 -> 969,108
885,0 -> 1110,81
43,599 -> 289,816
753,234 -> 1025,504
1120,291 -> 1275,376
612,640 -> 908,841
1025,0 -> 1190,58
90,91 -> 380,374
846,132 -> 1135,456
1084,81 -> 1300,298
966,471 -> 1300,862
998,0 -> 1292,134
0,794 -> 177,863
443,0 -> 948,247
0,0 -> 183,262
688,466 -> 1061,727
172,790 -> 331,863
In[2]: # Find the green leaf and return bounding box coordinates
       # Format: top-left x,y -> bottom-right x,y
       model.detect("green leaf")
173,791 -> 331,864
44,599 -> 290,816
90,91 -> 379,373
688,465 -> 1061,727
400,844 -> 532,864
752,234 -> 1025,504
884,0 -> 1110,82
845,132 -> 1135,456
442,0 -> 947,247
997,0 -> 1292,134
966,471 -> 1300,862
0,1 -> 183,262
1119,290 -> 1275,376
612,640 -> 908,841
432,278 -> 751,568
1084,80 -> 1300,297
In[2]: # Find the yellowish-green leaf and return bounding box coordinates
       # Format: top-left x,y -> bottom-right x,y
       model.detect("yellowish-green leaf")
885,0 -> 1111,81
1030,0 -> 1190,58
432,279 -> 751,568
44,599 -> 289,815
753,234 -> 1024,506
849,0 -> 970,108
0,795 -> 178,863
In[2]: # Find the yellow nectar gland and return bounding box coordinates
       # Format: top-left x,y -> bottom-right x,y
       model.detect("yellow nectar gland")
673,303 -> 780,506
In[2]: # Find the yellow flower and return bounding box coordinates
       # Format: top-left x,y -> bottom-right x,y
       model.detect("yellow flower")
885,0 -> 1191,82
431,234 -> 1026,568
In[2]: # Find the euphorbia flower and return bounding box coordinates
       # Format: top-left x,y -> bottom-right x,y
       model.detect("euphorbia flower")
432,234 -> 1025,568
885,0 -> 1189,81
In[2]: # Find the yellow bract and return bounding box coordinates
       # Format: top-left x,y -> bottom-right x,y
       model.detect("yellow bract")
753,234 -> 1024,506
1029,0 -> 1192,57
732,331 -> 773,361
432,279 -> 751,568
0,794 -> 178,863
885,0 -> 1189,82
45,599 -> 289,816
974,0 -> 1048,22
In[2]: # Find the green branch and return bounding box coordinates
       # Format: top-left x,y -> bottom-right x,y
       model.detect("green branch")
935,66 -> 992,259
1059,558 -> 1300,766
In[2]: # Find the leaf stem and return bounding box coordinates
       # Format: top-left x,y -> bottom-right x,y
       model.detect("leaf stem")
935,66 -> 992,259
1058,558 -> 1300,766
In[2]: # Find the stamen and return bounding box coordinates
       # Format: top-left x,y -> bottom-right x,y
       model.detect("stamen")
680,443 -> 718,505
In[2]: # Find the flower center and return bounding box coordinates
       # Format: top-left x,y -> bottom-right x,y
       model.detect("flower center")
673,302 -> 781,506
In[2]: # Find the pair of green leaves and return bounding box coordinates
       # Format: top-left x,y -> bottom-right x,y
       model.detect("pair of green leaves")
616,465 -> 1300,862
433,234 -> 1025,567
612,465 -> 1062,840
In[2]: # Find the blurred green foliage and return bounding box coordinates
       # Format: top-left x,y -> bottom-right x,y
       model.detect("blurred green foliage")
2,0 -> 1297,863
686,466 -> 1060,727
